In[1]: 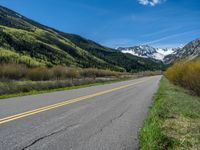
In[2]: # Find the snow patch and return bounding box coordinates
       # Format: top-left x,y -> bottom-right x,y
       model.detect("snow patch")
118,45 -> 179,61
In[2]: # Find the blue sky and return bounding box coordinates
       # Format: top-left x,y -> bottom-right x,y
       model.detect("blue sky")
1,0 -> 200,48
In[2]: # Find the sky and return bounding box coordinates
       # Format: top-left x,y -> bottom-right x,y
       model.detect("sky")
0,0 -> 200,48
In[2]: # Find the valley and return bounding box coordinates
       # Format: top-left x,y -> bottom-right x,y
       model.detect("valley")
0,5 -> 164,72
0,2 -> 200,150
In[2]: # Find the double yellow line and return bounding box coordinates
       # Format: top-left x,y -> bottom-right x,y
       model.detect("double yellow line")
0,79 -> 148,125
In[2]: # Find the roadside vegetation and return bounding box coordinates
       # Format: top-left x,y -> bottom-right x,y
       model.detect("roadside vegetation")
140,77 -> 200,150
0,63 -> 124,97
140,59 -> 200,150
165,59 -> 200,96
0,63 -> 123,81
0,63 -> 162,98
0,78 -> 130,99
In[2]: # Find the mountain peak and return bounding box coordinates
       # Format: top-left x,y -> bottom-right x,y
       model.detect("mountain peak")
117,45 -> 179,61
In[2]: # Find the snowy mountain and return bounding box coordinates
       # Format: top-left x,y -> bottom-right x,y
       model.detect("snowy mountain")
117,45 -> 178,61
117,38 -> 200,64
163,38 -> 200,64
176,38 -> 200,59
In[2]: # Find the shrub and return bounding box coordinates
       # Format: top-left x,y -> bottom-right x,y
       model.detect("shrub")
52,66 -> 67,80
26,67 -> 53,81
66,68 -> 80,80
80,68 -> 121,79
165,59 -> 200,96
80,68 -> 97,79
0,63 -> 125,81
0,64 -> 27,80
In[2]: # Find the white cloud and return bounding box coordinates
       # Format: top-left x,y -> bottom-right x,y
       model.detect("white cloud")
138,0 -> 166,6
143,30 -> 200,45
138,0 -> 149,5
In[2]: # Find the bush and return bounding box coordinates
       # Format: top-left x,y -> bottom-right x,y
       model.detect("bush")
0,64 -> 27,80
80,68 -> 97,79
165,59 -> 200,96
52,66 -> 67,80
0,63 -> 125,81
26,67 -> 53,81
134,71 -> 162,77
66,68 -> 80,80
80,68 -> 121,79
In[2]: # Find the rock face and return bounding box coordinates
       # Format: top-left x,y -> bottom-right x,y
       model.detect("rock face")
163,38 -> 200,64
180,38 -> 200,59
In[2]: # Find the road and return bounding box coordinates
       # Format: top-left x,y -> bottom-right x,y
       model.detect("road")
0,76 -> 161,150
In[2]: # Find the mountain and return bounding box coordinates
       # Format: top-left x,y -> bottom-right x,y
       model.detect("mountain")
0,5 -> 164,72
117,45 -> 178,61
163,38 -> 200,64
182,38 -> 200,58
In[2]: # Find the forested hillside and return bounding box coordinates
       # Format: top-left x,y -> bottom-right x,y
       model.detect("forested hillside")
0,5 -> 164,72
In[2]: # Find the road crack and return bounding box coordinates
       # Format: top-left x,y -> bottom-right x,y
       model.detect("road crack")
88,106 -> 130,139
21,123 -> 79,150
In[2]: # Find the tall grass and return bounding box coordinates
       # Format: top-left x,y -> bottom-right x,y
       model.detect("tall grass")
165,59 -> 200,96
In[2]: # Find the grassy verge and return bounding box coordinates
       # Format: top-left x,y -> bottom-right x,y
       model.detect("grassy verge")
0,76 -> 137,99
140,77 -> 200,150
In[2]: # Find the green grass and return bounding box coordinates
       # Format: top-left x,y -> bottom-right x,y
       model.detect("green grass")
140,77 -> 200,150
0,76 -> 136,99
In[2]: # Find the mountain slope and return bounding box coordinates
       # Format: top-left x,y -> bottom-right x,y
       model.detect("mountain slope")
163,38 -> 200,64
0,5 -> 164,72
175,38 -> 200,59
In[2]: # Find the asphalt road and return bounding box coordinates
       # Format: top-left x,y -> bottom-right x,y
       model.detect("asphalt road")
0,76 -> 161,150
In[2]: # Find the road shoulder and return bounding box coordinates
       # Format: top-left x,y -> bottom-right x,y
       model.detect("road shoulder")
140,77 -> 200,150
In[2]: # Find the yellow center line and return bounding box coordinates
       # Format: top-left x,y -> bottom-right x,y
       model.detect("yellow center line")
0,78 -> 151,125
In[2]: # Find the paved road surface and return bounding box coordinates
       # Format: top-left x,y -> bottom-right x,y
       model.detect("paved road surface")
0,76 -> 161,150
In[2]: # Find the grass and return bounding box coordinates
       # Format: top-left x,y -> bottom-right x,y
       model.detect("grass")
140,77 -> 200,150
0,76 -> 137,99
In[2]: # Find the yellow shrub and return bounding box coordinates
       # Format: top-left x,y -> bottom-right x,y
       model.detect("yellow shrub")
165,59 -> 200,96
